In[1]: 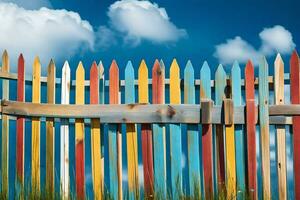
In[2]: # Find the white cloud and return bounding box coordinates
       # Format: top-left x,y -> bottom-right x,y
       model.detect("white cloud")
106,0 -> 187,45
95,26 -> 117,50
0,0 -> 52,9
0,2 -> 94,73
214,25 -> 296,65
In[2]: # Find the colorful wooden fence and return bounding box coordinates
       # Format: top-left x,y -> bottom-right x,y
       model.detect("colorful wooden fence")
0,50 -> 300,199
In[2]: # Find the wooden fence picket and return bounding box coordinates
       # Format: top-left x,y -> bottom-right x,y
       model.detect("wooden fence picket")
200,61 -> 213,199
1,50 -> 9,198
290,50 -> 300,200
274,54 -> 287,200
90,62 -> 102,200
152,60 -> 167,198
138,60 -> 154,198
60,61 -> 71,199
16,54 -> 25,189
75,62 -> 85,199
259,57 -> 271,199
184,61 -> 201,197
231,61 -> 245,199
169,59 -> 182,199
108,60 -> 121,200
125,61 -> 139,199
214,64 -> 226,195
46,59 -> 56,195
245,60 -> 257,200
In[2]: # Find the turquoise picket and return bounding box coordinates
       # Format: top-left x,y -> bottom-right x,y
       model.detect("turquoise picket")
125,61 -> 135,103
184,60 -> 201,197
231,61 -> 246,199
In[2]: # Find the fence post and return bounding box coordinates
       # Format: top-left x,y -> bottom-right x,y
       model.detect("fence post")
259,57 -> 271,199
169,59 -> 182,199
184,61 -> 201,197
274,54 -> 287,200
32,57 -> 41,194
138,60 -> 154,198
46,59 -> 56,196
60,61 -> 70,199
125,61 -> 139,200
214,64 -> 226,195
90,62 -> 102,200
1,50 -> 9,198
75,62 -> 85,199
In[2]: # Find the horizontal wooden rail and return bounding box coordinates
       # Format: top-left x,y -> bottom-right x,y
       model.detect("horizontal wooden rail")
0,70 -> 290,87
0,100 -> 296,125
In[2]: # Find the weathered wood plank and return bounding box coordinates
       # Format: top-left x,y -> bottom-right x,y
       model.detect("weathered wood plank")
75,62 -> 85,200
169,59 -> 182,199
231,61 -> 245,200
138,60 -> 154,198
259,57 -> 271,199
90,62 -> 102,200
125,61 -> 139,200
16,54 -> 25,189
290,50 -> 300,200
274,54 -> 287,200
184,61 -> 201,197
200,61 -> 213,199
60,61 -> 70,199
46,59 -> 56,196
108,60 -> 121,200
32,57 -> 41,193
152,59 -> 167,198
1,50 -> 9,198
215,64 -> 226,195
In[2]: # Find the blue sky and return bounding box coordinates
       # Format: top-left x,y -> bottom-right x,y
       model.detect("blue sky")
0,0 -> 299,199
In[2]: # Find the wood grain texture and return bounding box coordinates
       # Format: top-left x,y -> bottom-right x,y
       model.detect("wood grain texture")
290,50 -> 300,200
214,64 -> 226,195
125,61 -> 139,200
1,50 -> 9,198
184,61 -> 201,197
259,57 -> 271,200
46,60 -> 56,196
108,60 -> 121,200
60,61 -> 70,199
90,62 -> 102,200
31,57 -> 41,193
231,61 -> 245,200
200,61 -> 213,200
16,54 -> 25,188
138,60 -> 154,198
169,59 -> 182,199
75,62 -> 85,199
274,54 -> 287,200
152,59 -> 167,198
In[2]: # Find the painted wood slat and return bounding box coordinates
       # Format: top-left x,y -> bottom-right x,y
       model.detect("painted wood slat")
46,60 -> 56,196
90,62 -> 102,200
1,50 -> 9,198
184,61 -> 201,197
75,62 -> 85,199
200,61 -> 213,200
214,64 -> 226,195
125,61 -> 139,200
16,54 -> 25,187
274,54 -> 287,200
259,57 -> 271,200
108,60 -> 121,200
152,60 -> 167,198
231,61 -> 245,199
138,60 -> 154,198
60,61 -> 70,199
290,50 -> 300,200
169,59 -> 182,199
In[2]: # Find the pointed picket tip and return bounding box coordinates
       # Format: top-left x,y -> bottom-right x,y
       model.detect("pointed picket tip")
160,59 -> 165,69
110,59 -> 119,72
98,61 -> 104,77
125,61 -> 134,73
90,61 -> 98,74
34,56 -> 40,64
170,59 -> 179,70
153,59 -> 160,70
231,61 -> 240,73
291,50 -> 299,63
185,60 -> 193,72
246,60 -> 254,69
275,53 -> 284,65
77,61 -> 84,70
201,61 -> 210,73
62,61 -> 70,71
259,56 -> 268,69
18,53 -> 24,63
2,50 -> 8,60
216,64 -> 225,75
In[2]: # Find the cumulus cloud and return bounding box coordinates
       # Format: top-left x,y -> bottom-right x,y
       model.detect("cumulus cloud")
105,0 -> 187,46
214,25 -> 296,65
0,2 -> 94,73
